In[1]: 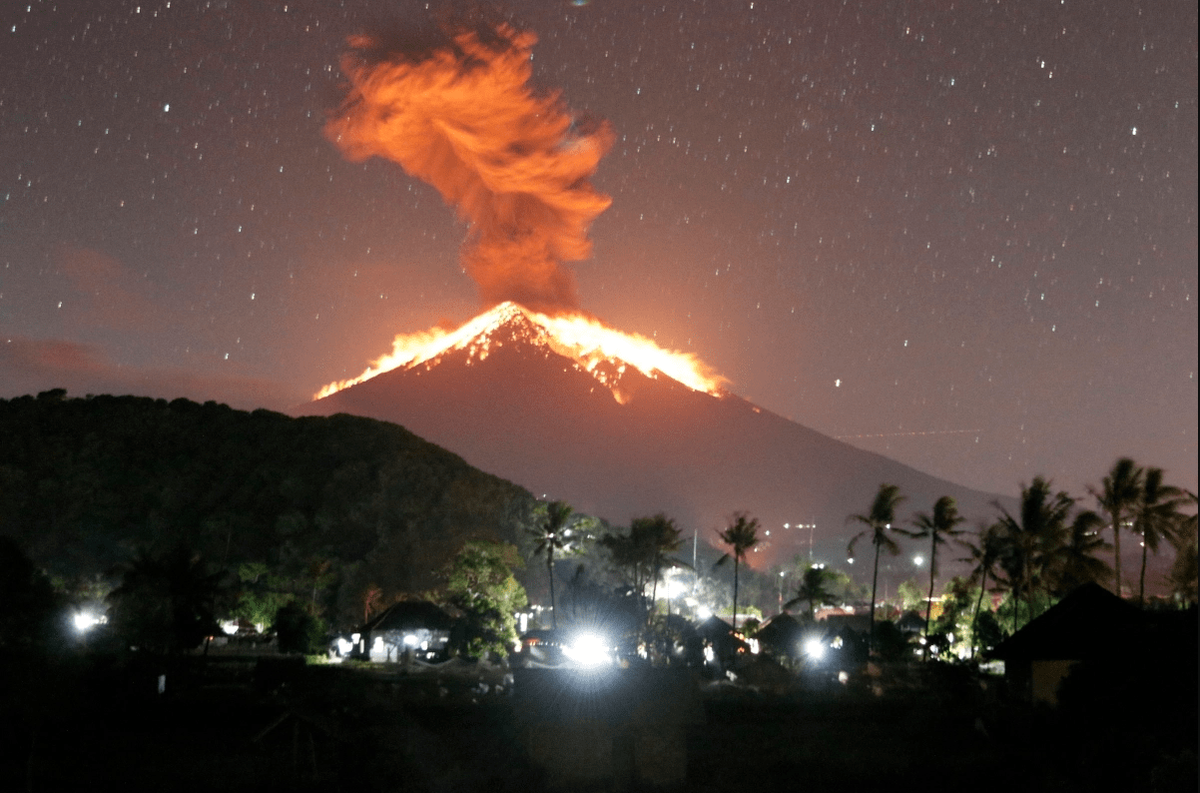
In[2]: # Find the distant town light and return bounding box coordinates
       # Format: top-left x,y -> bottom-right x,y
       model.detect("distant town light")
913,555 -> 925,566
804,638 -> 825,660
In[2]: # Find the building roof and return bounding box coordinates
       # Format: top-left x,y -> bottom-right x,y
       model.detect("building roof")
991,583 -> 1143,662
755,613 -> 803,651
362,601 -> 455,634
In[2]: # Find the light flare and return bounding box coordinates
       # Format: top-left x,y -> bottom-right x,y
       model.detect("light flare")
315,302 -> 727,401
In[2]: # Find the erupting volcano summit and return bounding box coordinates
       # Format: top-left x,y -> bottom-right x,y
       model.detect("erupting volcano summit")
317,302 -> 728,405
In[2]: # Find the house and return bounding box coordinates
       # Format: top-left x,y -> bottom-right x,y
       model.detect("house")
359,601 -> 456,662
990,582 -> 1144,705
754,613 -> 803,659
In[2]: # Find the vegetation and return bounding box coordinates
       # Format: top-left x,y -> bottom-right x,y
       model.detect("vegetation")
0,536 -> 65,652
1131,467 -> 1185,606
0,392 -> 540,629
527,501 -> 574,630
1090,457 -> 1143,597
957,523 -> 1006,659
106,544 -> 222,656
601,514 -> 687,622
902,495 -> 966,658
990,477 -> 1077,631
783,563 -> 836,621
846,483 -> 905,653
715,512 -> 760,631
438,540 -> 527,658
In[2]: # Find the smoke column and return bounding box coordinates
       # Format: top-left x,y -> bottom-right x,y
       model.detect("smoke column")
326,22 -> 614,314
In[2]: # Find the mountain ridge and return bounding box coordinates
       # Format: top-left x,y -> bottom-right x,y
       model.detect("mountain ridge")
298,308 -> 1013,569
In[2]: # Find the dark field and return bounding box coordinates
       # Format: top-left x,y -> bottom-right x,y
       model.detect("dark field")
4,656 -> 1194,793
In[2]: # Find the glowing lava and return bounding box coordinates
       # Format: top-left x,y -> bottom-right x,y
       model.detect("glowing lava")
315,302 -> 728,403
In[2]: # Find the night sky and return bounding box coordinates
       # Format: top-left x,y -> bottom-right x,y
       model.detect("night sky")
2,0 -> 1195,502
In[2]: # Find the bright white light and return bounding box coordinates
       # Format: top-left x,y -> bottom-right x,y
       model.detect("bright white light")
73,611 -> 104,633
913,555 -> 924,566
403,633 -> 419,647
219,620 -> 239,635
563,631 -> 611,667
804,638 -> 826,660
696,605 -> 712,620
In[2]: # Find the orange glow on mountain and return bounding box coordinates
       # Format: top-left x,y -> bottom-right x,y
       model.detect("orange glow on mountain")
314,302 -> 728,402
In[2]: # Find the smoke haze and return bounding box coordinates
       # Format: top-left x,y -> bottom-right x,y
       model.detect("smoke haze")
326,21 -> 614,314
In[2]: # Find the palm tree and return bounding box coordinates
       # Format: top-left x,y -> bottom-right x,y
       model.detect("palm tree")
1044,510 -> 1111,596
528,500 -> 574,630
993,477 -> 1073,630
1131,468 -> 1185,607
630,514 -> 686,620
957,522 -> 1005,660
903,496 -> 966,660
716,512 -> 760,631
847,483 -> 906,654
1090,457 -> 1143,598
1166,491 -> 1198,605
784,563 -> 836,621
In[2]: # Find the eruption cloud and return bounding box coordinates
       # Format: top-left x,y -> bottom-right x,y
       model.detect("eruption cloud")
326,22 -> 614,314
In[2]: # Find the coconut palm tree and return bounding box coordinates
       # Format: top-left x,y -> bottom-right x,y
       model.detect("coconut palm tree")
1166,491 -> 1198,605
993,477 -> 1073,630
1044,510 -> 1111,597
528,500 -> 574,630
847,483 -> 906,654
1131,468 -> 1185,607
630,514 -> 687,620
715,512 -> 760,631
784,563 -> 836,622
1089,458 -> 1143,598
957,522 -> 1005,660
903,496 -> 966,660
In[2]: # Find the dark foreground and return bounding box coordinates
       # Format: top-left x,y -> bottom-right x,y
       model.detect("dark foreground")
3,654 -> 1195,793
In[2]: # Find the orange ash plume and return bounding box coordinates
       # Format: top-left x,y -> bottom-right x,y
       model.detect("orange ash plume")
325,22 -> 614,314
314,302 -> 728,403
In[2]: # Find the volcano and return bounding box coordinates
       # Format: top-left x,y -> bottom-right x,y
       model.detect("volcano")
294,303 -> 1009,569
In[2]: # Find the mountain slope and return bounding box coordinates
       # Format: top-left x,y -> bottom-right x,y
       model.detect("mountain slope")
0,392 -> 540,620
298,307 -> 1011,568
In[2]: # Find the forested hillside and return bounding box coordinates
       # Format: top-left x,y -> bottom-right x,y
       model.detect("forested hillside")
0,390 -> 540,625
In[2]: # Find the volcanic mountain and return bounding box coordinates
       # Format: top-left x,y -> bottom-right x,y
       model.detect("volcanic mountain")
294,303 -> 1009,569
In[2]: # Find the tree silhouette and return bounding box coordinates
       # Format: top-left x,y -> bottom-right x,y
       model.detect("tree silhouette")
528,500 -> 574,630
0,536 -> 64,652
632,514 -> 686,619
1166,490 -> 1197,605
716,512 -> 760,631
903,496 -> 966,660
957,525 -> 1005,655
1131,467 -> 1185,606
1090,457 -> 1143,598
993,477 -> 1073,630
1044,510 -> 1111,597
784,563 -> 836,622
107,544 -> 222,655
847,483 -> 905,654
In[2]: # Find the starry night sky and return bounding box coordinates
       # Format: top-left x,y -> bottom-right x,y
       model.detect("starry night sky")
2,0 -> 1195,501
